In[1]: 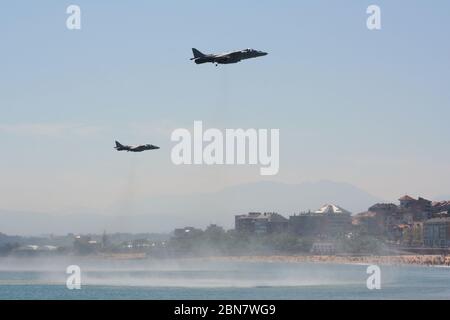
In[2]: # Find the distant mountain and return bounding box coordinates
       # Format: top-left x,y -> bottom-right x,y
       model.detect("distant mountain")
133,180 -> 384,230
0,181 -> 384,235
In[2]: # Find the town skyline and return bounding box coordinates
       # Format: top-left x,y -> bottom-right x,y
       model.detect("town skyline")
1,179 -> 448,236
2,192 -> 449,257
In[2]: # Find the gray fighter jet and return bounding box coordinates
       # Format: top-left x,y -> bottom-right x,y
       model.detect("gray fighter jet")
191,48 -> 268,66
114,141 -> 160,152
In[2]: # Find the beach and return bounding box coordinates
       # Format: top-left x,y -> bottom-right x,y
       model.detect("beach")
203,254 -> 450,267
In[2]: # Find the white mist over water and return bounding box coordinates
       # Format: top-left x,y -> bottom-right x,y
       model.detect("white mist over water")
0,257 -> 373,288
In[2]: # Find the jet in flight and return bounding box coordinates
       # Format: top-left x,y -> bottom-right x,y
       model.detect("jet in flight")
190,48 -> 268,66
114,141 -> 160,152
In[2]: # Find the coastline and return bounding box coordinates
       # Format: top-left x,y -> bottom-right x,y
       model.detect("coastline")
3,253 -> 450,267
198,254 -> 450,267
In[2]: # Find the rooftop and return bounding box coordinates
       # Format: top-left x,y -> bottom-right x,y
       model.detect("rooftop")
314,204 -> 351,215
236,212 -> 288,222
399,195 -> 416,201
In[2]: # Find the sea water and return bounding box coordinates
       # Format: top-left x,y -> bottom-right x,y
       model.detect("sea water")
0,257 -> 449,300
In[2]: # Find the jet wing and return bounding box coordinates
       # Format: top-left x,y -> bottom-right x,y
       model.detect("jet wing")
214,51 -> 242,63
215,51 -> 241,59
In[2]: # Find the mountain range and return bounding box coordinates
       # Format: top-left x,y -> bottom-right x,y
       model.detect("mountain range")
0,180 -> 384,235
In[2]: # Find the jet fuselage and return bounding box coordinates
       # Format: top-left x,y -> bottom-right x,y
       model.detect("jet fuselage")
114,141 -> 159,152
191,48 -> 268,65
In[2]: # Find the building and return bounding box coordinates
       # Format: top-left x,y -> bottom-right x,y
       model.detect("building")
235,212 -> 288,234
357,196 -> 434,241
432,201 -> 450,215
399,195 -> 416,208
352,211 -> 384,235
423,217 -> 450,248
289,204 -> 352,238
359,203 -> 402,239
367,203 -> 398,228
315,205 -> 352,237
400,222 -> 424,247
398,195 -> 432,221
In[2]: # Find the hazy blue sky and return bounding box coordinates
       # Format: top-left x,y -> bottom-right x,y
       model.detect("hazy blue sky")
1,1 -> 450,215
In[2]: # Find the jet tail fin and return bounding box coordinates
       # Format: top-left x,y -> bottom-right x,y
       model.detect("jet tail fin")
192,48 -> 206,59
115,141 -> 124,148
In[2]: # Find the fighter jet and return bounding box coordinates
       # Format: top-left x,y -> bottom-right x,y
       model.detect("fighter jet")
190,48 -> 268,66
114,141 -> 160,152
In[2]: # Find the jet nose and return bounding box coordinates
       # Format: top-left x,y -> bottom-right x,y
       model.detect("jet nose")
260,51 -> 268,56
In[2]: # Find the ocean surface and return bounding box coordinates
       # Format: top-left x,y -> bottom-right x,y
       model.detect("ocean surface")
0,257 -> 449,299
